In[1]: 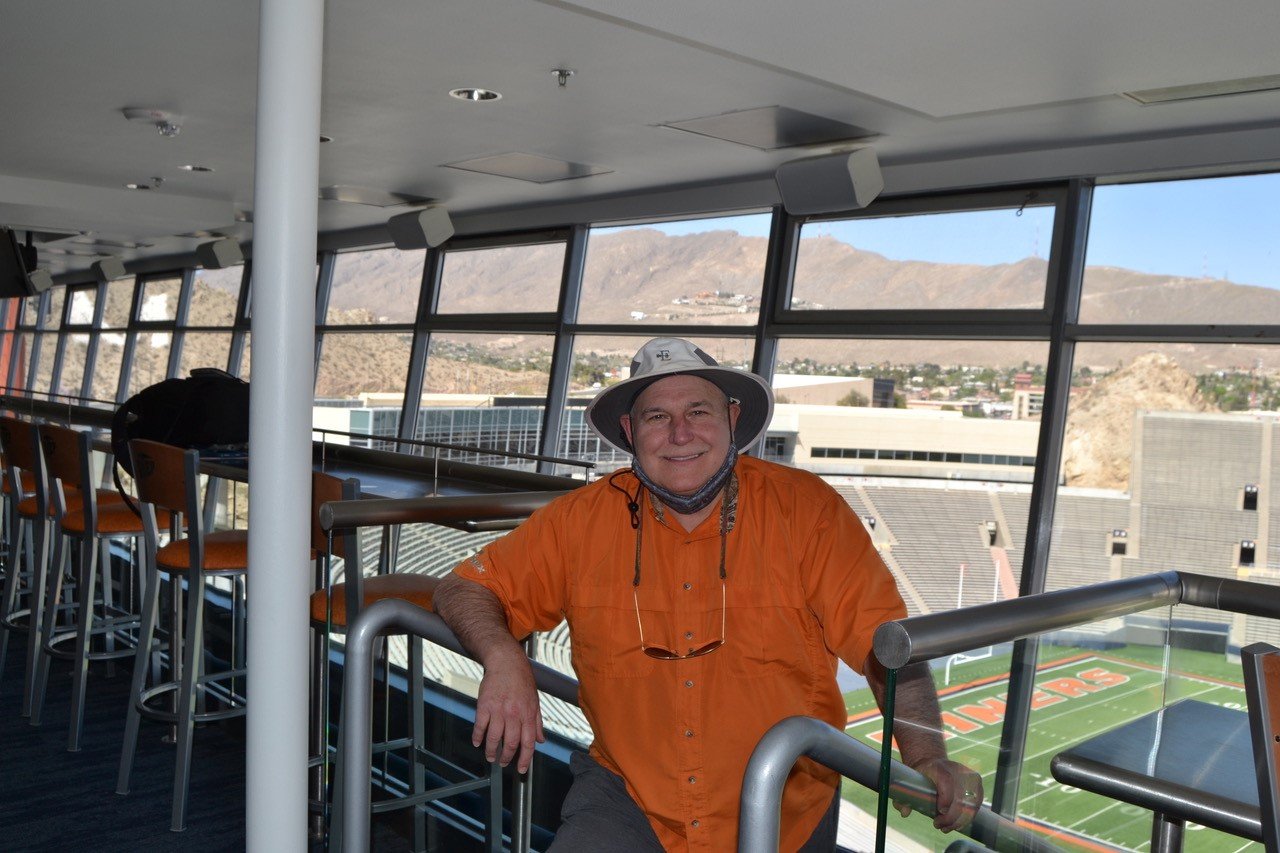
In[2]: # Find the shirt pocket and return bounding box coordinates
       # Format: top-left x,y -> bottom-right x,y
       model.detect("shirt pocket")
722,578 -> 807,680
568,582 -> 655,679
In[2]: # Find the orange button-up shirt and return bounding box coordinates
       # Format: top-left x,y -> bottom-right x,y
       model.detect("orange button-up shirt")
452,455 -> 905,852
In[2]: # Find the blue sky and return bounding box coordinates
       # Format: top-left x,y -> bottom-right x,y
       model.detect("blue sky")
639,173 -> 1280,290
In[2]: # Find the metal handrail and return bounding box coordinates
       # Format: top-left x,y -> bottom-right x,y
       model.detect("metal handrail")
739,716 -> 1058,853
312,425 -> 595,473
319,491 -> 570,532
339,598 -> 578,853
873,571 -> 1280,669
0,391 -> 115,428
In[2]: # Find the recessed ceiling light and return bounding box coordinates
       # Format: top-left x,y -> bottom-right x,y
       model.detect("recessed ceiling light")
179,164 -> 215,172
449,87 -> 502,102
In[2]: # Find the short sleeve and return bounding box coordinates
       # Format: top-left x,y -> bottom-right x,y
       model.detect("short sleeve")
450,497 -> 576,640
798,482 -> 906,674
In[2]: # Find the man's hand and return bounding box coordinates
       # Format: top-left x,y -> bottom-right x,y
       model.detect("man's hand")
473,646 -> 545,774
899,757 -> 983,832
433,573 -> 546,775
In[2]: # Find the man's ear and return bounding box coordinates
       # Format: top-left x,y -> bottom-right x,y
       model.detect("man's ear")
620,414 -> 634,451
727,399 -> 741,436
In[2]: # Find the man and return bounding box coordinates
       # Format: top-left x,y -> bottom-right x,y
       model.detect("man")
434,337 -> 981,852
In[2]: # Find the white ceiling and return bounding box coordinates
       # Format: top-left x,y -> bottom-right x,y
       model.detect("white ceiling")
4,0 -> 1280,275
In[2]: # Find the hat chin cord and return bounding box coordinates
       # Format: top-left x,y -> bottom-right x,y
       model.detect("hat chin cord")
631,443 -> 737,516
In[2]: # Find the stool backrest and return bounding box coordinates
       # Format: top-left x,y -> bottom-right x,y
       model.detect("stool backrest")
127,438 -> 196,516
0,416 -> 39,477
37,422 -> 95,525
0,416 -> 45,501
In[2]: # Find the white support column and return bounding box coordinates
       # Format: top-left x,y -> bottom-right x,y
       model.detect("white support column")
247,0 -> 323,850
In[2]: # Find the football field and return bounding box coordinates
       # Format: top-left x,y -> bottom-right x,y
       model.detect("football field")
842,646 -> 1259,852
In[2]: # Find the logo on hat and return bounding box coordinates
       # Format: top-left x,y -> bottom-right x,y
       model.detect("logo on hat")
656,349 -> 671,360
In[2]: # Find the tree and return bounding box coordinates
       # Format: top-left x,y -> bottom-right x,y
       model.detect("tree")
837,389 -> 869,407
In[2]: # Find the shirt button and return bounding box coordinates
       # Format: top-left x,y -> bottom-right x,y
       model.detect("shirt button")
684,680 -> 694,688
684,729 -> 694,737
683,583 -> 692,590
688,776 -> 696,783
691,820 -> 701,828
684,631 -> 694,640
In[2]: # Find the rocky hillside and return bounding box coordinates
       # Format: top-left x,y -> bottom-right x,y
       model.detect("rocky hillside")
1061,353 -> 1216,490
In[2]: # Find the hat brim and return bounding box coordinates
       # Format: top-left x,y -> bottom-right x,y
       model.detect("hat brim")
586,365 -> 774,454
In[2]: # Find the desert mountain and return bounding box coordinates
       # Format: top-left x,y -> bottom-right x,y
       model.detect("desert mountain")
1061,353 -> 1216,490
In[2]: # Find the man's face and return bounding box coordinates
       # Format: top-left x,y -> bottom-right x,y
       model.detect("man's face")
620,374 -> 741,496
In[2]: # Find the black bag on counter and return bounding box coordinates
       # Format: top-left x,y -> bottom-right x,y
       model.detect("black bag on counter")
111,368 -> 250,503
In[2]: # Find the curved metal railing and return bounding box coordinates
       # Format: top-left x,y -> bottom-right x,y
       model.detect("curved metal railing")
339,599 -> 579,853
739,716 -> 1058,853
738,570 -> 1280,853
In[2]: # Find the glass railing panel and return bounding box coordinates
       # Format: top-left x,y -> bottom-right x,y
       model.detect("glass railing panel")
874,600 -> 1268,851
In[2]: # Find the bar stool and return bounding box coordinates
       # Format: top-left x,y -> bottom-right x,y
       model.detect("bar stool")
29,423 -> 159,748
307,470 -> 443,849
0,417 -> 49,708
116,438 -> 249,832
0,451 -> 35,586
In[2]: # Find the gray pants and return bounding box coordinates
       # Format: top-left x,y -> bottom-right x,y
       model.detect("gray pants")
548,752 -> 839,853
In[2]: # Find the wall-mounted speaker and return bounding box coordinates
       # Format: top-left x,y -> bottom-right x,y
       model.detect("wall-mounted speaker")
387,205 -> 454,250
25,268 -> 53,295
196,238 -> 243,269
774,147 -> 884,216
91,257 -> 127,283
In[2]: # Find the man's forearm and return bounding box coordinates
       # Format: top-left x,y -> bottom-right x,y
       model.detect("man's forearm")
434,573 -> 527,667
865,657 -> 949,768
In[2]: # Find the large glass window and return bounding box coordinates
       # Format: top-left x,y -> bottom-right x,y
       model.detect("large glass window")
90,336 -> 123,402
1048,342 -> 1277,595
177,332 -> 233,378
327,246 -> 423,325
58,333 -> 90,399
127,331 -> 172,396
314,331 -> 412,401
772,338 -> 1045,615
792,202 -> 1054,311
66,286 -> 96,326
578,214 -> 770,324
102,277 -> 137,328
1083,174 -> 1280,324
411,333 -> 556,467
191,266 -> 242,326
437,241 -> 564,314
136,275 -> 180,324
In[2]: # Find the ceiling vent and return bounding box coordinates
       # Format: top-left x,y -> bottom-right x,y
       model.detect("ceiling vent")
662,105 -> 875,150
444,152 -> 611,183
1122,74 -> 1280,105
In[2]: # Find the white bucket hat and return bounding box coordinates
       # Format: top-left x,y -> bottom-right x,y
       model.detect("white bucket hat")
585,337 -> 775,454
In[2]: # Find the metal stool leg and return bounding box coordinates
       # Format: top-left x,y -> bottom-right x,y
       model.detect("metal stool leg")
171,572 -> 205,832
117,548 -> 161,795
20,515 -> 54,718
0,515 -> 30,692
67,532 -> 99,751
29,525 -> 70,725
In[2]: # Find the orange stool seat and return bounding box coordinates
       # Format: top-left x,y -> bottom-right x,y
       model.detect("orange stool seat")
156,529 -> 249,572
310,574 -> 439,628
17,488 -> 125,519
60,503 -> 173,536
1,470 -> 35,495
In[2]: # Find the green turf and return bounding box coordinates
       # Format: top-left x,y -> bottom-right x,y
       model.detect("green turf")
840,644 -> 1260,852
